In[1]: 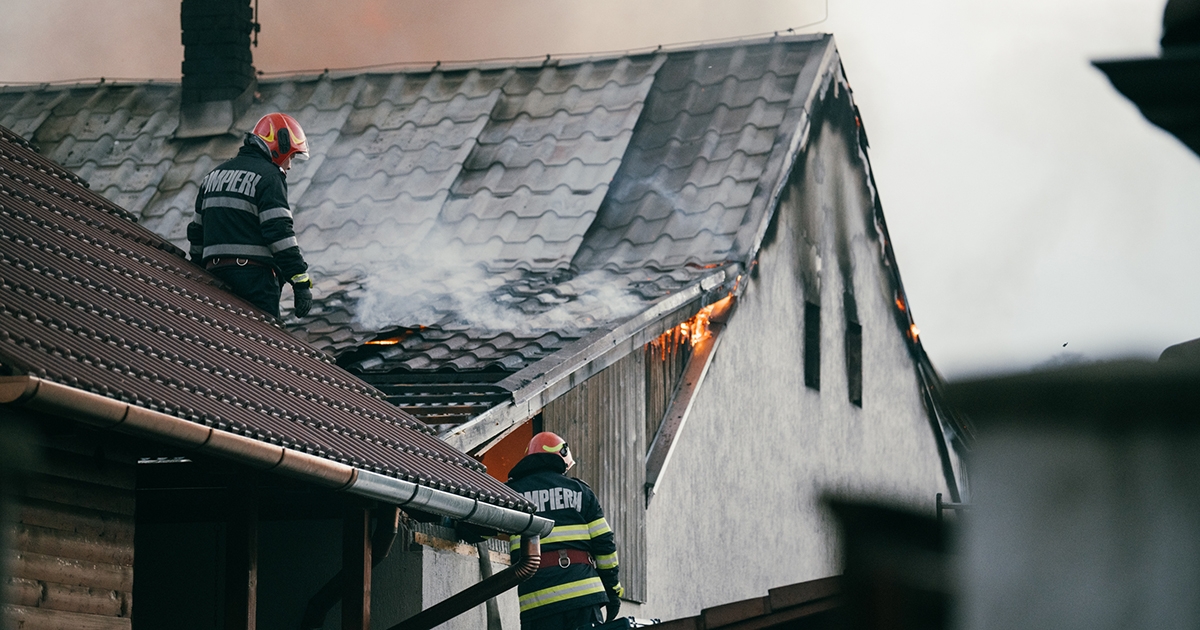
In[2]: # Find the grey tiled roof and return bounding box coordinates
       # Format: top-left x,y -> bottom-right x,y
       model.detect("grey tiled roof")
0,35 -> 829,386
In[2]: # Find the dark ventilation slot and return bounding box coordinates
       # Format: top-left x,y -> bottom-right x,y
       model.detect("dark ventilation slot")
804,302 -> 820,391
845,318 -> 862,407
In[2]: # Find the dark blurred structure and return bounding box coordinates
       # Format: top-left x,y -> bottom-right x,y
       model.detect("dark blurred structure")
947,360 -> 1200,630
1095,0 -> 1200,157
828,501 -> 949,630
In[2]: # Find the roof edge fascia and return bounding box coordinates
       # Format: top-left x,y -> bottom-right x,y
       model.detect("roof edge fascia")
441,267 -> 733,453
0,375 -> 551,536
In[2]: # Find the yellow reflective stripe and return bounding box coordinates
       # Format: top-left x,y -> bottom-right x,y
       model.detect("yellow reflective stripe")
587,518 -> 611,537
542,524 -> 590,545
595,551 -> 618,569
519,577 -> 605,612
509,536 -> 521,551
613,583 -> 625,598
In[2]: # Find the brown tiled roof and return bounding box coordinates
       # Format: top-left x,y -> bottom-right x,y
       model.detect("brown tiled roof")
0,125 -> 528,511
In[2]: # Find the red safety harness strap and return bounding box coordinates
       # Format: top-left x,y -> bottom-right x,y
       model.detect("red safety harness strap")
538,549 -> 594,570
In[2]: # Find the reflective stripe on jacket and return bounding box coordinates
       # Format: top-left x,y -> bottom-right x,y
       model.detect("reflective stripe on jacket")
187,144 -> 308,280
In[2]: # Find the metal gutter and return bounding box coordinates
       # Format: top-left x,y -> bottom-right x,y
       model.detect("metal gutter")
0,375 -> 552,537
441,268 -> 732,454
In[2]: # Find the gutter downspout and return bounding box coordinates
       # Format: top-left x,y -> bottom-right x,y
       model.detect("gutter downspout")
387,535 -> 542,630
0,375 -> 553,537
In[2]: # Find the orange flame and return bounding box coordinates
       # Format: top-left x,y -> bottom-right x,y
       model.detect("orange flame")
365,338 -> 401,345
909,324 -> 920,342
650,295 -> 735,358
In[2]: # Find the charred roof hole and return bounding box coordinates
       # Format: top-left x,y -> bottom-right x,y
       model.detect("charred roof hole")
365,326 -> 423,346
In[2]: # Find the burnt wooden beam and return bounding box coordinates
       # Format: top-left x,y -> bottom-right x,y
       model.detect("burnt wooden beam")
342,507 -> 372,630
224,480 -> 259,630
645,297 -> 736,505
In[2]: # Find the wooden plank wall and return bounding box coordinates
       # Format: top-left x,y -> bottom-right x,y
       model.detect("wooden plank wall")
645,329 -> 692,452
3,434 -> 135,630
543,350 -> 648,603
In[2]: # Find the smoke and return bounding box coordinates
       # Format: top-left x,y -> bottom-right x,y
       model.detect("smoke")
254,0 -> 822,73
355,262 -> 646,336
306,215 -> 648,336
1,0 -> 180,83
3,0 -> 824,83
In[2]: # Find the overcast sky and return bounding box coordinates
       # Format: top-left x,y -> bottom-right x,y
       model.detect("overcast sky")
4,0 -> 1196,378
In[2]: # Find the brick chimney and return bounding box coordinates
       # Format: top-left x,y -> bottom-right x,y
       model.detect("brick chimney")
178,0 -> 258,138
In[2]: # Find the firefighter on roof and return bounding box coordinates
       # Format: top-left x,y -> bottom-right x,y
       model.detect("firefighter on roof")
507,432 -> 624,629
188,112 -> 313,319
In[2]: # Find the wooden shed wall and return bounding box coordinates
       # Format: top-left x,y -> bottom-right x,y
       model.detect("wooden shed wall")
543,350 -> 648,603
4,433 -> 135,630
645,330 -> 691,451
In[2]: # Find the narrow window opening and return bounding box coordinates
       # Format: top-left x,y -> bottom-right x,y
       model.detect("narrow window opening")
845,318 -> 862,407
804,302 -> 820,391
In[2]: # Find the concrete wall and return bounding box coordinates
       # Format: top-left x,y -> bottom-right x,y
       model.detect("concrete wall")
370,539 -> 520,630
639,91 -> 951,620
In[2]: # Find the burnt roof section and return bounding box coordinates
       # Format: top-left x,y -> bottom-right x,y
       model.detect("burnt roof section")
0,35 -> 829,382
0,125 -> 528,511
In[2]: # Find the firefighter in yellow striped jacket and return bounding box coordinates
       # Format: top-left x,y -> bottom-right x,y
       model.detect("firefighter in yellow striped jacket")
507,432 -> 623,629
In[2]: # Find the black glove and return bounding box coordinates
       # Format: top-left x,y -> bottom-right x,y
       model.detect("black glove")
605,592 -> 621,623
290,273 -> 313,317
293,286 -> 312,317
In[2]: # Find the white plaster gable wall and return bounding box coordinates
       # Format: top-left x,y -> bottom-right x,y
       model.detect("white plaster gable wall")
641,111 -> 949,621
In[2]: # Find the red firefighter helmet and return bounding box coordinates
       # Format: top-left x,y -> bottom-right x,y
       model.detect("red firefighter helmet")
250,112 -> 309,168
527,431 -> 575,471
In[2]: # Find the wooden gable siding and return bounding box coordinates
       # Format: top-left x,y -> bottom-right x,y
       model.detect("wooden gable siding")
543,350 -> 648,603
4,434 -> 135,630
645,329 -> 692,453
